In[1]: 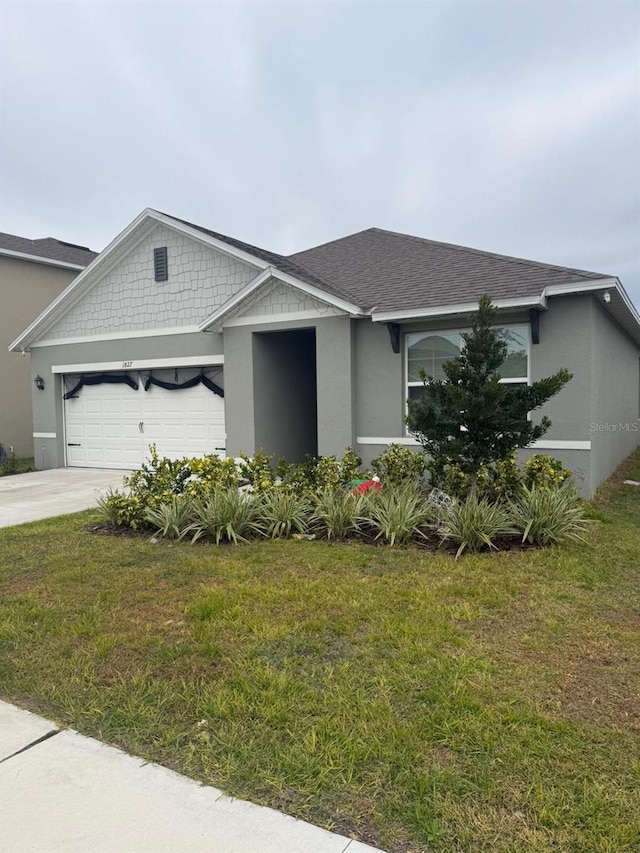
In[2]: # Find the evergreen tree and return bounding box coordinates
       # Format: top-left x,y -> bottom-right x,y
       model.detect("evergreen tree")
406,294 -> 572,492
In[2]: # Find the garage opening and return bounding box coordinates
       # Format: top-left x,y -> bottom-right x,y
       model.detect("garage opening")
252,329 -> 317,462
63,367 -> 226,469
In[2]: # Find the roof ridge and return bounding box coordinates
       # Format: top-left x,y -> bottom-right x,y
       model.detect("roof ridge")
288,228 -> 379,258
156,211 -> 362,306
365,227 -> 610,280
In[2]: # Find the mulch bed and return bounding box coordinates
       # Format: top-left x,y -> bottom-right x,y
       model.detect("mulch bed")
87,522 -> 538,554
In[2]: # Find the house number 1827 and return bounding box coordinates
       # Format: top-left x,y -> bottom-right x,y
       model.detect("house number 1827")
122,361 -> 133,368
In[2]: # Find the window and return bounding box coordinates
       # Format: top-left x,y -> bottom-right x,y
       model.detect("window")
154,247 -> 168,282
406,324 -> 530,405
407,332 -> 461,403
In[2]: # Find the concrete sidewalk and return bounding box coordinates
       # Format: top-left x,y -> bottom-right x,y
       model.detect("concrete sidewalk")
0,468 -> 127,528
0,702 -> 385,853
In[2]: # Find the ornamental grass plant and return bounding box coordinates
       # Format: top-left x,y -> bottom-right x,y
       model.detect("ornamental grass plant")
311,487 -> 370,540
438,494 -> 515,558
509,480 -> 590,546
367,482 -> 431,545
259,489 -> 311,539
188,489 -> 263,544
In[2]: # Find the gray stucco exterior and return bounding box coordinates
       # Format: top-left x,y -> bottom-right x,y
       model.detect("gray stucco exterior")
29,330 -> 224,469
224,315 -> 354,460
589,298 -> 640,492
350,296 -> 639,494
14,210 -> 639,495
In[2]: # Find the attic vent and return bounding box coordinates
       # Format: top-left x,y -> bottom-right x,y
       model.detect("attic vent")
154,247 -> 168,282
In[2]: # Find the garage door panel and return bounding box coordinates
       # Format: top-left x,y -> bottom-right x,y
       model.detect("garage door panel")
85,424 -> 105,440
64,374 -> 226,468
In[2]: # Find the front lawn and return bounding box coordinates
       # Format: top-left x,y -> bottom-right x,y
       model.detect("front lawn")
0,453 -> 639,852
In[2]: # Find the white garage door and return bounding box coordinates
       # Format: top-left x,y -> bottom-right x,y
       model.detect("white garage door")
64,379 -> 226,469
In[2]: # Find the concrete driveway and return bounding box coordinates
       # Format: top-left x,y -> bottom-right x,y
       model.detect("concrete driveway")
0,468 -> 128,528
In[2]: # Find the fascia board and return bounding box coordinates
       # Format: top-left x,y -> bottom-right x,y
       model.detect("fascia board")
0,249 -> 86,271
199,267 -> 365,332
198,268 -> 274,331
370,278 -> 639,328
270,269 -> 365,316
30,325 -> 204,347
148,211 -> 267,271
152,212 -> 365,317
371,295 -> 545,323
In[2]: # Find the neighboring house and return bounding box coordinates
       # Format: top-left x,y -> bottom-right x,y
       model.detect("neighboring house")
9,208 -> 640,494
0,233 -> 97,458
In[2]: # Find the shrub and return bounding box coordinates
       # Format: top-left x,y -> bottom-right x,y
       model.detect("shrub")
406,294 -> 572,494
338,448 -> 364,485
260,490 -> 310,539
426,458 -> 497,501
188,489 -> 263,544
275,457 -> 317,492
490,453 -> 522,500
427,453 -> 525,502
522,454 -> 572,490
314,456 -> 342,491
311,488 -> 369,539
438,495 -> 515,558
144,496 -> 196,539
96,488 -> 146,530
186,455 -> 240,494
125,445 -> 193,501
276,449 -> 364,493
371,444 -> 428,487
235,450 -> 276,492
509,481 -> 589,546
367,482 -> 430,545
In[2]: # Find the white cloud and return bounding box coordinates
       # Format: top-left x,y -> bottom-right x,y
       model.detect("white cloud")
1,0 -> 638,305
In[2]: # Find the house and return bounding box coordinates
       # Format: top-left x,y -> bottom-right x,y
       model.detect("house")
0,233 -> 97,458
9,209 -> 640,494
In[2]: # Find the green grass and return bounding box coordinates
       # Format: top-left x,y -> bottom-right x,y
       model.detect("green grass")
1,452 -> 639,852
0,456 -> 35,476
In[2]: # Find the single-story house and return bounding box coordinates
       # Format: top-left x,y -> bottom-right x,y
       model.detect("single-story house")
9,209 -> 640,494
0,233 -> 97,457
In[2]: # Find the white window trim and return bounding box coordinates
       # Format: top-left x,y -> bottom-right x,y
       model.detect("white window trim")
357,436 -> 591,451
404,323 -> 531,432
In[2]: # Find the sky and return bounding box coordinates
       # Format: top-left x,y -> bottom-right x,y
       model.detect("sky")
1,0 -> 639,307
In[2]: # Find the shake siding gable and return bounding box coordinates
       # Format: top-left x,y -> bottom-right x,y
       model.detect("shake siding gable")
44,225 -> 257,341
227,279 -> 347,323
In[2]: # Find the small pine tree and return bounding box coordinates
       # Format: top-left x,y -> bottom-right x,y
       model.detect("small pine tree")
406,294 -> 572,493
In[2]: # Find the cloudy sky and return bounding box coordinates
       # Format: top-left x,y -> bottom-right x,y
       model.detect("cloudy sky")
2,0 -> 639,305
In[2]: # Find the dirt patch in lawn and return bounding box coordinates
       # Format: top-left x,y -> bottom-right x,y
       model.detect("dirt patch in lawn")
471,598 -> 640,732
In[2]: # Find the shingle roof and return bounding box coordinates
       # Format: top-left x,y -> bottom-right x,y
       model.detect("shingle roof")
288,227 -> 610,312
0,232 -> 97,267
163,213 -> 358,305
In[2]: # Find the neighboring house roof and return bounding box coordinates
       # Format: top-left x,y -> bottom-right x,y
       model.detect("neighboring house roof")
0,232 -> 97,268
290,227 -> 610,313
